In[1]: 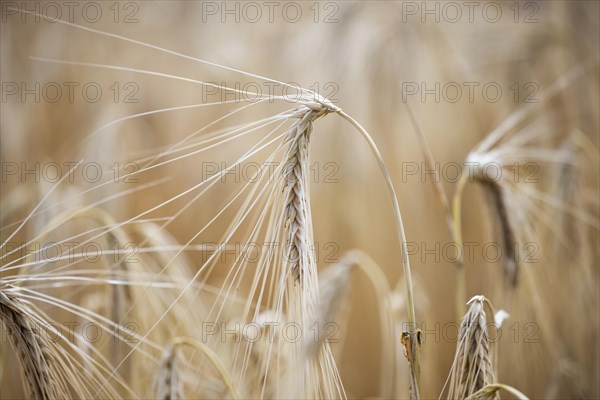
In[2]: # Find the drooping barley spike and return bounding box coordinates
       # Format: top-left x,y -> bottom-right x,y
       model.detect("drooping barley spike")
282,103 -> 335,283
480,180 -> 518,287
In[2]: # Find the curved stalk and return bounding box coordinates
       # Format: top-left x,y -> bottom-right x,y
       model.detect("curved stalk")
171,337 -> 240,400
337,110 -> 420,399
452,174 -> 469,320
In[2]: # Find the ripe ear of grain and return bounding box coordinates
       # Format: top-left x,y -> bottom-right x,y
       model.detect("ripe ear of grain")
154,344 -> 184,400
283,108 -> 320,283
448,295 -> 497,400
0,291 -> 61,400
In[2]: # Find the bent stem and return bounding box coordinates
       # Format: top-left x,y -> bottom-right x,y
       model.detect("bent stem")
452,174 -> 468,320
465,383 -> 529,400
337,110 -> 420,399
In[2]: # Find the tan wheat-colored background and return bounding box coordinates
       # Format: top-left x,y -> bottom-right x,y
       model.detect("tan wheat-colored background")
1,1 -> 598,399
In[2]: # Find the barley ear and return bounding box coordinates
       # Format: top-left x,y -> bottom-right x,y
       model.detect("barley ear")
154,344 -> 184,400
21,206 -> 135,376
479,181 -> 518,288
283,110 -> 315,283
447,295 -> 496,400
0,290 -> 61,400
283,104 -> 335,284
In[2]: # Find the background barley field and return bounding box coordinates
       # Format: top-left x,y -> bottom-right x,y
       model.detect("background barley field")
1,1 -> 599,399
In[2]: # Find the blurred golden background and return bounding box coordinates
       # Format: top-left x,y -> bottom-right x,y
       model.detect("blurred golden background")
1,1 -> 598,399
